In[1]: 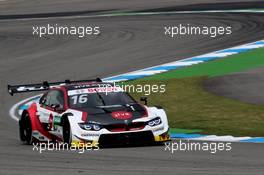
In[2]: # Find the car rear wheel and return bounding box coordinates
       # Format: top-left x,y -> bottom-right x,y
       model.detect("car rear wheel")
19,112 -> 33,145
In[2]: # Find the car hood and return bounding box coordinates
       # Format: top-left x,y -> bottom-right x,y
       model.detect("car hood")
78,104 -> 147,125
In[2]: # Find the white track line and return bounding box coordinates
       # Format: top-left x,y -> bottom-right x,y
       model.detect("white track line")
1,10 -> 264,22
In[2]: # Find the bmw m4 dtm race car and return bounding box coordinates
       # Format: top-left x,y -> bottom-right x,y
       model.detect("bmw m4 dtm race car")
8,78 -> 170,147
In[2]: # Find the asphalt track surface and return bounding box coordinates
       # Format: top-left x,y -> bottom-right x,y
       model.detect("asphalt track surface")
1,1 -> 264,175
0,0 -> 263,16
205,67 -> 264,105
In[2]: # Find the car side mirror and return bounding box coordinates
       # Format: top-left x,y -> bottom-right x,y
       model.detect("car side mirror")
51,104 -> 64,113
39,97 -> 46,105
140,96 -> 148,105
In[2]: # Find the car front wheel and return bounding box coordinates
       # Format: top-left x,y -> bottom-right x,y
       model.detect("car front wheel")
62,117 -> 72,145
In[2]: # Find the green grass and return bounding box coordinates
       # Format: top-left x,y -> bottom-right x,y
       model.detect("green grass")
169,128 -> 203,134
128,48 -> 264,136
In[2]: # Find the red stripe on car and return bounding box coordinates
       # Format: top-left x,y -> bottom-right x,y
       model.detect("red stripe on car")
81,112 -> 88,121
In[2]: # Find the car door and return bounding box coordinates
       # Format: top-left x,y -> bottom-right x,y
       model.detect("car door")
38,89 -> 65,137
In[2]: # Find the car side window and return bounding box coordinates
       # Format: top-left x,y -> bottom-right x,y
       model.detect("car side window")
44,90 -> 64,108
39,93 -> 47,105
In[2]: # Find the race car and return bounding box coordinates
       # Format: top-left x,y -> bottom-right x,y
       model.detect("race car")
8,78 -> 170,147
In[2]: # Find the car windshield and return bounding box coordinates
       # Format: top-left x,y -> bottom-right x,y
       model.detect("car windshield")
68,91 -> 136,109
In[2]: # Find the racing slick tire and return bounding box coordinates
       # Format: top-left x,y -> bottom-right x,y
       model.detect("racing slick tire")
62,117 -> 72,145
19,112 -> 33,145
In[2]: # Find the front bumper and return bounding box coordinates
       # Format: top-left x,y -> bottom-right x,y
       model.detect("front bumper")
72,127 -> 170,147
99,131 -> 154,146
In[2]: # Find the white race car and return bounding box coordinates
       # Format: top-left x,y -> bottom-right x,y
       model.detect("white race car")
8,78 -> 170,147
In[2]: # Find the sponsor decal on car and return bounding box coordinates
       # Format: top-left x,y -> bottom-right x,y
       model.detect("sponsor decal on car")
111,111 -> 132,120
68,87 -> 124,96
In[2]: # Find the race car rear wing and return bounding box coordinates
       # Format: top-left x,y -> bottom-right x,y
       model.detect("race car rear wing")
7,78 -> 102,96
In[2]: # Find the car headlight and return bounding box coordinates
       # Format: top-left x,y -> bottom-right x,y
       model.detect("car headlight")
147,117 -> 162,127
93,124 -> 101,131
79,123 -> 102,131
